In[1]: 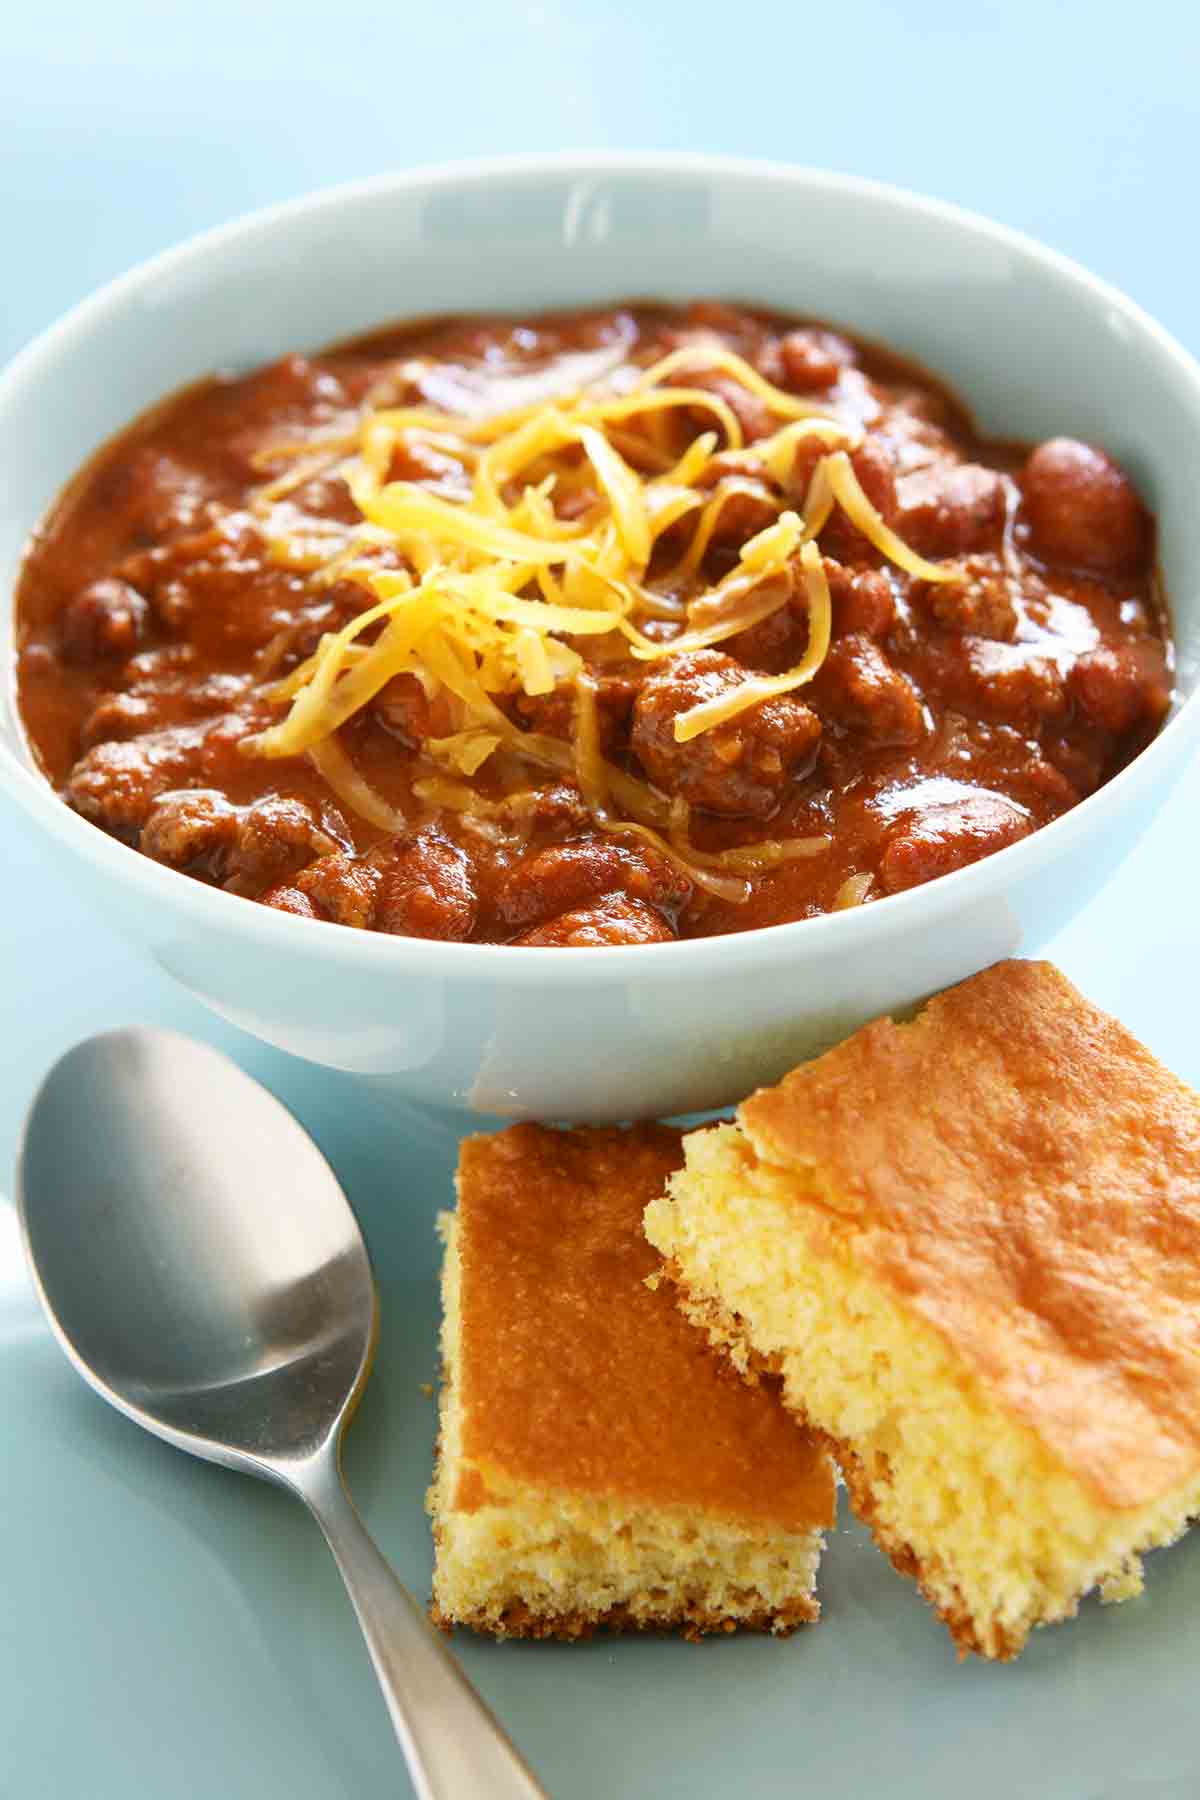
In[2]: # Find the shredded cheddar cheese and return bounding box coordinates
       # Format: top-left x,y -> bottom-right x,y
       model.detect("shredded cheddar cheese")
242,343 -> 960,896
671,543 -> 833,742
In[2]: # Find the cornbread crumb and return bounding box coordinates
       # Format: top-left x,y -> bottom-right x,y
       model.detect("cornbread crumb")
645,960 -> 1200,1659
428,1123 -> 835,1640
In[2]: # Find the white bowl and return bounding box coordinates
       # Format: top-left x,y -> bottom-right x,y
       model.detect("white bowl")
3,154 -> 1199,1120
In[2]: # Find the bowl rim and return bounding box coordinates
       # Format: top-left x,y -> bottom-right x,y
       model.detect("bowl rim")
4,148 -> 1200,984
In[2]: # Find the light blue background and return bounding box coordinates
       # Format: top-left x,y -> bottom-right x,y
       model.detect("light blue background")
3,6 -> 1200,1797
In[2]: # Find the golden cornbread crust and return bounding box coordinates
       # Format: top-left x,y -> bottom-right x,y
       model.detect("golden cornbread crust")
741,959 -> 1200,1510
822,1431 -> 1021,1661
429,1123 -> 834,1640
647,961 -> 1200,1659
450,1123 -> 833,1525
430,1594 -> 819,1644
661,1260 -> 1031,1660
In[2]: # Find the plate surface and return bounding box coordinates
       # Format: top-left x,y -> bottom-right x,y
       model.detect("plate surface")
3,769 -> 1200,1800
5,7 -> 1200,1780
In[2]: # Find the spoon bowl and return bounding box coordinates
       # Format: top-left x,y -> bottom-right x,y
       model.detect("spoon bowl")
17,1028 -> 544,1800
20,1030 -> 375,1469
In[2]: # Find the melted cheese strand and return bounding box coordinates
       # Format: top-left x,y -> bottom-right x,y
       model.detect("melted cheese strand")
513,626 -> 555,695
666,478 -> 779,584
596,817 -> 749,904
241,341 -> 965,905
757,418 -> 862,485
250,429 -> 359,469
258,623 -> 427,753
573,386 -> 745,451
308,735 -> 409,832
624,512 -> 804,661
700,834 -> 832,872
251,450 -> 349,511
576,425 -> 650,564
645,486 -> 705,543
268,639 -> 370,701
411,774 -> 501,817
825,451 -> 958,582
664,430 -> 718,486
473,410 -> 575,519
834,870 -> 874,908
244,590 -> 427,756
672,542 -> 832,742
801,455 -> 836,540
635,345 -> 840,422
427,729 -> 502,776
572,674 -> 611,821
356,482 -> 588,565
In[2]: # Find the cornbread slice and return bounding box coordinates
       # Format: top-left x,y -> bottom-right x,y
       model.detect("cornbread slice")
644,960 -> 1200,1660
428,1123 -> 835,1640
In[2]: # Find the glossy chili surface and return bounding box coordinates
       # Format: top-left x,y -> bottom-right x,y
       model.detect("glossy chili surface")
14,302 -> 1172,945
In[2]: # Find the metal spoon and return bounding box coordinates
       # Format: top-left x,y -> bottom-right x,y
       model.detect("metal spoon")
17,1028 -> 545,1800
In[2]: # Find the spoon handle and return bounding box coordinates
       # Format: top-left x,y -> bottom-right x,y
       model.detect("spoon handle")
300,1457 -> 547,1800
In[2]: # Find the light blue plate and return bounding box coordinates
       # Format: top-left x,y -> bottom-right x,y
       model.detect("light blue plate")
3,768 -> 1200,1799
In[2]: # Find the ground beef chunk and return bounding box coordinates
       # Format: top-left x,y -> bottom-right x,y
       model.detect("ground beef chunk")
1067,640 -> 1171,734
729,559 -> 893,672
80,671 -> 254,749
896,462 -> 1007,556
259,885 -> 319,919
511,672 -> 638,756
281,850 -> 380,928
80,693 -> 159,749
248,584 -> 380,680
195,709 -> 279,778
690,455 -> 780,547
224,357 -> 350,468
724,592 -> 805,673
182,672 -> 254,712
63,723 -> 209,839
681,300 -> 760,339
119,517 -> 312,645
140,788 -> 349,891
813,635 -> 926,745
702,483 -> 780,552
683,370 -> 773,444
787,437 -> 898,565
632,649 -> 821,817
775,328 -> 857,391
495,838 -> 689,933
496,783 -> 590,836
1045,736 -> 1107,799
89,446 -> 218,542
963,642 -> 1067,727
879,790 -> 1033,894
140,789 -> 238,877
851,438 -> 897,508
1019,756 -> 1082,812
514,895 -> 677,946
385,437 -> 473,500
1021,438 -> 1150,574
914,555 -> 1019,640
374,828 -> 479,940
225,795 -> 351,890
282,472 -> 364,524
827,562 -> 895,639
60,579 -> 150,664
373,672 -> 459,746
828,438 -> 898,563
120,643 -> 198,683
